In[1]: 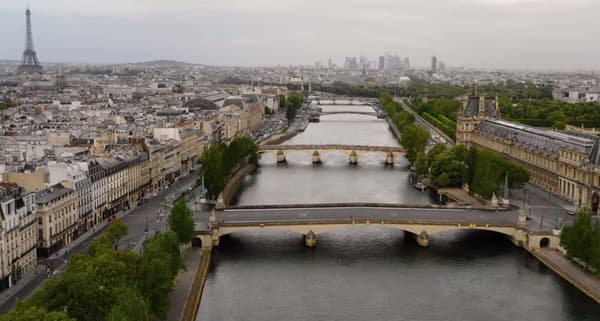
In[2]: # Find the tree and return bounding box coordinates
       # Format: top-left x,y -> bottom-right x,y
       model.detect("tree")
40,271 -> 116,321
561,210 -> 600,272
89,219 -> 128,256
200,136 -> 259,199
169,199 -> 195,244
106,289 -> 151,321
286,105 -> 297,123
200,143 -> 228,199
137,232 -> 183,320
0,306 -> 74,321
400,124 -> 430,163
413,152 -> 429,177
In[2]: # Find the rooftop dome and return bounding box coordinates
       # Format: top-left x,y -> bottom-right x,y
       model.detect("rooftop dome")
222,96 -> 247,110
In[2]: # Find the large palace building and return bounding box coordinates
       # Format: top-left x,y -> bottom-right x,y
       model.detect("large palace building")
457,96 -> 600,213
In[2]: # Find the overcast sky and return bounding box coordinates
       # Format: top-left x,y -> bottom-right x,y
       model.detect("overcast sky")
0,0 -> 598,70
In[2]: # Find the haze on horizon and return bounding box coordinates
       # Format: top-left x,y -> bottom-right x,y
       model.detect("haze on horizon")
0,0 -> 598,71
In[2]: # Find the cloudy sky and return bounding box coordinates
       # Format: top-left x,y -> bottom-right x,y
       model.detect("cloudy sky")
0,0 -> 598,70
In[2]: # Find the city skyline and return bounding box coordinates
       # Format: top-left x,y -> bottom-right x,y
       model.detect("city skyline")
0,0 -> 599,71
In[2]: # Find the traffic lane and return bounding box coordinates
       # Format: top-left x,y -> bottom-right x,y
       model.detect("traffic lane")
119,173 -> 198,250
219,207 -> 519,225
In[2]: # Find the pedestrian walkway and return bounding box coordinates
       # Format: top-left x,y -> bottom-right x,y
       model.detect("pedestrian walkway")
438,187 -> 488,207
534,248 -> 600,304
167,248 -> 202,321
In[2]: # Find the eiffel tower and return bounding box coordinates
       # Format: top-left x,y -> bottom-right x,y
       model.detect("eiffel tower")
17,7 -> 43,74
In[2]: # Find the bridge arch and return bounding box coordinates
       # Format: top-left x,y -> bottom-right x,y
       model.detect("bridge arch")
539,237 -> 550,248
214,223 -> 518,248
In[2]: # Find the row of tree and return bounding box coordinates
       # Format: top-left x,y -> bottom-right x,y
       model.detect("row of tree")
280,92 -> 305,122
560,211 -> 600,274
200,135 -> 259,199
1,198 -> 195,321
413,144 -> 529,199
380,92 -> 427,161
379,92 -> 430,163
409,98 -> 460,140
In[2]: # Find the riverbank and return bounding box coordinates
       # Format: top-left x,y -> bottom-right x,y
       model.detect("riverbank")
385,117 -> 402,142
261,131 -> 297,145
178,248 -> 212,321
533,248 -> 600,304
218,163 -> 256,207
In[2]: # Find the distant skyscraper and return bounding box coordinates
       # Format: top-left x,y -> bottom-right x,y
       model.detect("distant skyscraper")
438,61 -> 446,72
431,56 -> 437,73
17,7 -> 42,74
344,57 -> 358,71
328,58 -> 333,69
359,56 -> 368,71
378,56 -> 385,71
404,57 -> 410,69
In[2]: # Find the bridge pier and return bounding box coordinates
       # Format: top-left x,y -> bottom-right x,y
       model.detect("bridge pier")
349,151 -> 358,165
276,150 -> 287,163
385,152 -> 394,166
415,231 -> 430,247
304,230 -> 317,247
312,151 -> 321,164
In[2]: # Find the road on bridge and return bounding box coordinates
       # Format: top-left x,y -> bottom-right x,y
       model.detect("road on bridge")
216,207 -> 519,227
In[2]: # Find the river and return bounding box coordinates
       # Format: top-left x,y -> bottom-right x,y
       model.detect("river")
198,105 -> 600,321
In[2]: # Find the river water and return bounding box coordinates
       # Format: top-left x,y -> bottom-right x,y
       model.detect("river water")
199,105 -> 600,321
233,111 -> 434,205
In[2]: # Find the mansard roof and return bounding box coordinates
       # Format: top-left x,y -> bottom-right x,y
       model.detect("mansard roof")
462,96 -> 499,119
476,119 -> 600,165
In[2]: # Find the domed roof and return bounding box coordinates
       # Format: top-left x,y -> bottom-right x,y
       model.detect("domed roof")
222,96 -> 247,110
182,98 -> 218,110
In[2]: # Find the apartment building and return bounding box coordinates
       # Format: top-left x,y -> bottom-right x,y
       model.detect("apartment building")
35,183 -> 78,257
0,183 -> 37,289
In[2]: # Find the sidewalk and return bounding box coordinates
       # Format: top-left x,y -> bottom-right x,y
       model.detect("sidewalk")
167,248 -> 203,321
534,248 -> 600,304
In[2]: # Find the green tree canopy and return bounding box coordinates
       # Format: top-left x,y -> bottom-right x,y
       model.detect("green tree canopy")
200,136 -> 259,199
400,124 -> 430,163
0,306 -> 75,321
169,199 -> 195,244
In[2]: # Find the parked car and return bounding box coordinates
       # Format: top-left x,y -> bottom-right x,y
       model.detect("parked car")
151,192 -> 157,197
565,205 -> 579,216
138,198 -> 148,206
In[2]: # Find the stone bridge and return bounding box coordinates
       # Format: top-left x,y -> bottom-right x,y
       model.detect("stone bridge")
259,144 -> 405,165
319,110 -> 378,116
310,97 -> 378,105
194,206 -> 558,253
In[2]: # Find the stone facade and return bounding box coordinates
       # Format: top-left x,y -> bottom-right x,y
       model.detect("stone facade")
457,96 -> 600,213
0,183 -> 37,290
35,183 -> 78,257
